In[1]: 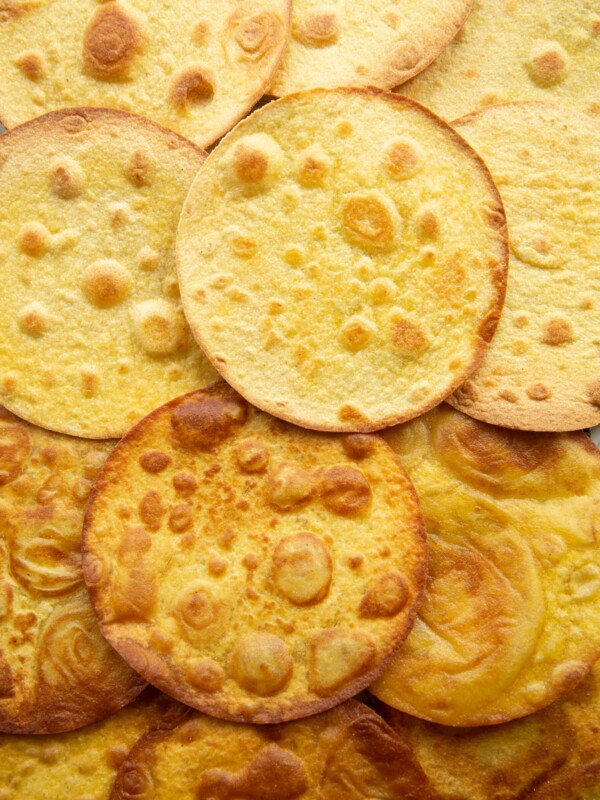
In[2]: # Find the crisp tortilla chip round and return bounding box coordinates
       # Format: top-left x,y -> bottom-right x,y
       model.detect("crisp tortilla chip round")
0,407 -> 145,734
0,108 -> 218,438
177,88 -> 507,433
269,0 -> 471,96
111,700 -> 434,799
83,383 -> 427,723
0,690 -> 171,800
449,103 -> 600,431
371,404 -> 600,726
0,0 -> 291,149
376,661 -> 600,800
397,0 -> 600,121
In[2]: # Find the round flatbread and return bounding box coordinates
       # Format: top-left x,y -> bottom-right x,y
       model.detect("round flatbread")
376,660 -> 600,800
0,407 -> 145,734
176,88 -> 508,433
397,0 -> 600,122
449,103 -> 600,431
0,0 -> 291,149
0,689 -> 172,800
370,404 -> 600,726
0,108 -> 218,438
111,700 -> 434,799
269,0 -> 471,96
83,383 -> 427,723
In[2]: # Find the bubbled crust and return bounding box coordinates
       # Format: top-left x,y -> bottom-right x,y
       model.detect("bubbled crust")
0,689 -> 171,799
0,107 -> 218,438
82,383 -> 427,723
371,404 -> 600,726
0,0 -> 292,149
449,103 -> 600,431
111,700 -> 434,799
397,0 -> 600,121
269,0 -> 472,95
376,661 -> 600,800
176,88 -> 508,433
0,407 -> 145,734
